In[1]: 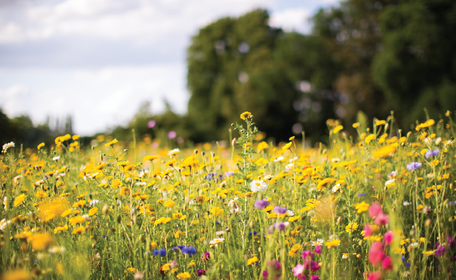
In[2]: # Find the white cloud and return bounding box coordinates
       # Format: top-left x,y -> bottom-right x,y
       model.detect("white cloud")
269,8 -> 312,34
0,0 -> 343,137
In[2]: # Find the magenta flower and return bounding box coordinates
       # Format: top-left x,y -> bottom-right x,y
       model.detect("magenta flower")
384,231 -> 393,245
302,250 -> 314,260
381,257 -> 393,270
367,271 -> 382,280
202,252 -> 210,261
314,245 -> 321,255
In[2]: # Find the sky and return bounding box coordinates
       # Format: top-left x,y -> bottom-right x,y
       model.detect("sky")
0,0 -> 341,136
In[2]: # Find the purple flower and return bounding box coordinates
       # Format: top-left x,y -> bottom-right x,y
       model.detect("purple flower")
435,245 -> 446,257
304,260 -> 320,272
449,236 -> 456,247
197,269 -> 206,276
310,275 -> 320,280
224,171 -> 235,177
254,200 -> 270,210
406,162 -> 422,171
357,193 -> 366,197
273,222 -> 289,231
425,149 -> 439,158
273,206 -> 287,214
314,245 -> 321,255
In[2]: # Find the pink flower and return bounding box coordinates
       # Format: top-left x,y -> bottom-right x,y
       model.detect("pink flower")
384,231 -> 393,245
292,264 -> 305,277
369,202 -> 382,218
367,271 -> 382,280
364,225 -> 373,237
381,257 -> 393,271
369,242 -> 385,266
374,213 -> 389,226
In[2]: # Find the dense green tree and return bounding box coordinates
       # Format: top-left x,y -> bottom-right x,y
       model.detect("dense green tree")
187,9 -> 303,142
373,0 -> 456,126
310,0 -> 395,130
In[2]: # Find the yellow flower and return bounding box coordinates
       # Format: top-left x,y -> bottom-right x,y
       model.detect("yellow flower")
317,178 -> 335,191
54,226 -> 68,234
423,250 -> 435,256
257,141 -> 269,151
164,201 -> 175,207
61,209 -> 72,217
416,119 -> 435,131
247,256 -> 258,265
2,270 -> 31,280
345,222 -> 358,233
105,138 -> 118,147
333,125 -> 343,133
144,155 -> 159,161
72,226 -> 85,234
38,199 -> 69,222
151,242 -> 158,248
352,122 -> 359,128
36,191 -> 47,199
69,216 -> 86,225
325,239 -> 341,249
111,179 -> 122,189
124,267 -> 135,273
28,233 -> 55,251
365,134 -> 375,144
37,142 -> 45,150
89,207 -> 98,216
173,213 -> 183,219
188,261 -> 195,267
355,202 -> 369,213
372,144 -> 396,158
240,111 -> 252,120
176,272 -> 191,279
161,263 -> 170,271
211,207 -> 224,216
375,120 -> 386,126
14,194 -> 26,207
282,142 -> 292,150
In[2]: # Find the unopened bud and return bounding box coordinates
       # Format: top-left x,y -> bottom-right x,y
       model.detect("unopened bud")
232,138 -> 236,147
117,215 -> 121,224
425,219 -> 432,227
102,204 -> 109,215
337,217 -> 342,225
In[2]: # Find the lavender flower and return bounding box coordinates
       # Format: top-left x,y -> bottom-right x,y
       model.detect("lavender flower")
273,206 -> 287,214
406,162 -> 422,171
425,149 -> 439,158
254,200 -> 270,210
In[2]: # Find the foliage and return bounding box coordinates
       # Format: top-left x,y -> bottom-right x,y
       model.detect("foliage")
1,111 -> 456,279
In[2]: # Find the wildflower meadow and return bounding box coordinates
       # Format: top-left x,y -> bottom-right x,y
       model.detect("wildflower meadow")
1,111 -> 456,280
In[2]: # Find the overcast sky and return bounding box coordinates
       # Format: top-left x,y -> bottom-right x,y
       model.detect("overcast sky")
0,0 -> 340,135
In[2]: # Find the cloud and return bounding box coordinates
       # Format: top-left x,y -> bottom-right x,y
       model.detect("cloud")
0,0 -> 342,136
269,8 -> 312,34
